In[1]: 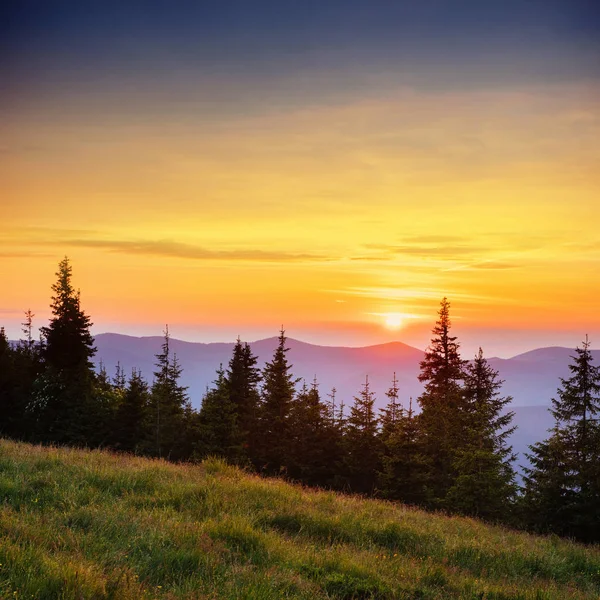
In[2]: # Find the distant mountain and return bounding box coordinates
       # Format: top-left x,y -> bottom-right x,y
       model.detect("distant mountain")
94,334 -> 596,409
94,333 -> 425,409
487,347 -> 594,408
93,333 -> 597,471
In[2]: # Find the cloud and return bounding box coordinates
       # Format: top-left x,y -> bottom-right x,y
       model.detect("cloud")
0,251 -> 53,258
349,255 -> 392,262
399,235 -> 470,244
55,238 -> 334,263
364,243 -> 487,257
330,286 -> 490,302
468,261 -> 520,270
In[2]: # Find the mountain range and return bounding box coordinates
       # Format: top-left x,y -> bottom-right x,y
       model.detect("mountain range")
94,333 -> 597,472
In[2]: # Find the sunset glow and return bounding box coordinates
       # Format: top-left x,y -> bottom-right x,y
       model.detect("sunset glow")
384,314 -> 405,330
2,2 -> 599,356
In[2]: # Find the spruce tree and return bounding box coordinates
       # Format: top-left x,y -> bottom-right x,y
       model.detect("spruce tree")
417,297 -> 467,507
327,387 -> 337,425
88,360 -> 121,448
113,362 -> 127,393
521,423 -> 573,536
149,327 -> 190,460
0,327 -> 17,437
288,377 -> 337,487
41,257 -> 96,375
379,372 -> 401,442
197,364 -> 238,461
256,328 -> 298,475
445,348 -> 517,521
226,338 -> 261,464
379,396 -> 429,505
111,369 -> 150,454
522,337 -> 600,542
34,257 -> 97,445
344,375 -> 381,494
0,317 -> 44,441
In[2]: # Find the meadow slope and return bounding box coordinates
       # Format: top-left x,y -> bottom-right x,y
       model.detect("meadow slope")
0,440 -> 599,600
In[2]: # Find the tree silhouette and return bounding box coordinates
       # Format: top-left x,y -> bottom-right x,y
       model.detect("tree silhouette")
445,348 -> 517,520
227,338 -> 261,464
379,395 -> 428,505
522,337 -> 600,541
33,257 -> 97,444
256,328 -> 298,474
197,364 -> 239,461
111,369 -> 150,454
344,375 -> 381,494
149,326 -> 189,460
417,297 -> 467,507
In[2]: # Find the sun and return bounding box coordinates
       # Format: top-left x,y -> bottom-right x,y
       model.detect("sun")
384,313 -> 404,329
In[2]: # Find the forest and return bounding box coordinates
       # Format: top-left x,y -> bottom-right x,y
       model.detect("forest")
1,257 -> 599,543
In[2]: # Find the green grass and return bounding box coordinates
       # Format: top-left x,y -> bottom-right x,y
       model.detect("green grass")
1,440 -> 599,599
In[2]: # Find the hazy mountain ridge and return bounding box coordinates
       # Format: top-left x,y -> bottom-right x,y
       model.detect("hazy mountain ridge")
93,333 -> 598,409
91,333 -> 599,470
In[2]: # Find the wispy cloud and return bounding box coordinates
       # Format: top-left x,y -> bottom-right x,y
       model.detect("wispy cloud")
53,238 -> 334,263
398,235 -> 470,244
364,243 -> 487,257
330,286 -> 491,303
0,251 -> 53,258
468,261 -> 520,270
349,255 -> 392,262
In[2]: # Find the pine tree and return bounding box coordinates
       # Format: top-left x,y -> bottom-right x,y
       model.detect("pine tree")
197,364 -> 239,461
521,423 -> 573,536
34,257 -> 97,445
256,328 -> 298,475
226,338 -> 261,464
0,314 -> 44,441
288,377 -> 337,486
522,337 -> 600,542
96,361 -> 112,391
113,362 -> 127,393
22,309 -> 35,349
445,348 -> 517,521
327,387 -> 337,425
344,375 -> 381,494
149,327 -> 190,460
41,257 -> 96,375
417,297 -> 467,507
380,372 -> 401,441
336,395 -> 347,432
111,369 -> 150,454
88,360 -> 122,448
379,396 -> 429,505
0,327 -> 17,437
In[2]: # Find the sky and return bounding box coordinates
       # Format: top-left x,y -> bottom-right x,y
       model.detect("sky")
2,1 -> 600,357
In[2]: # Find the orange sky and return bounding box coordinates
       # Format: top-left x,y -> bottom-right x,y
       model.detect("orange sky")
2,5 -> 600,356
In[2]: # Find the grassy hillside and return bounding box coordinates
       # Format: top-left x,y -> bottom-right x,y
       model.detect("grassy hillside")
1,440 -> 598,600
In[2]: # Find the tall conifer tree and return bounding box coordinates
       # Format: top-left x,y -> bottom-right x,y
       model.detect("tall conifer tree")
0,328 -> 17,437
149,327 -> 190,460
34,257 -> 97,444
197,365 -> 239,461
288,377 -> 337,486
417,297 -> 467,507
227,338 -> 261,464
257,328 -> 298,474
522,337 -> 600,541
379,395 -> 428,505
445,348 -> 517,520
112,369 -> 150,454
344,375 -> 381,494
